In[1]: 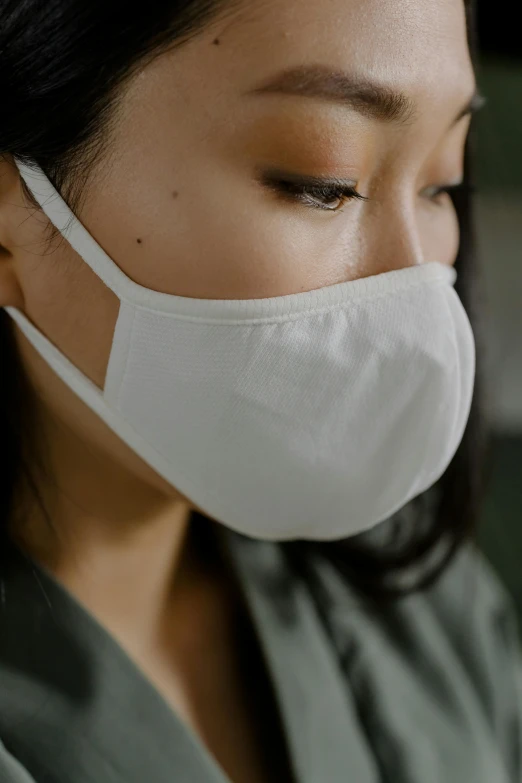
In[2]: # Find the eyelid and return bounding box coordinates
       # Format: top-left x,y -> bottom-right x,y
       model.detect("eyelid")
422,181 -> 473,199
257,167 -> 360,191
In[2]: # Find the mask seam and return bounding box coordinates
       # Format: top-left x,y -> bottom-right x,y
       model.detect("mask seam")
129,276 -> 451,327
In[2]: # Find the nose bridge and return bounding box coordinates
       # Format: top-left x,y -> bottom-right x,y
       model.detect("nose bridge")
364,192 -> 425,277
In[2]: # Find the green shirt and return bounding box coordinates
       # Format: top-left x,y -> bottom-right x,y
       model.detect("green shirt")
0,527 -> 521,782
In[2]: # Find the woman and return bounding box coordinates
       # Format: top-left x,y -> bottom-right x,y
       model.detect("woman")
0,0 -> 521,781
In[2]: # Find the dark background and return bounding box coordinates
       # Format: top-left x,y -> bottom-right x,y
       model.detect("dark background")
473,5 -> 522,622
477,2 -> 520,60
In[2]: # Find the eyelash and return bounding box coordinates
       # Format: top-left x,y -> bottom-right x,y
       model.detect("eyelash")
267,177 -> 368,212
426,183 -> 476,206
265,177 -> 475,212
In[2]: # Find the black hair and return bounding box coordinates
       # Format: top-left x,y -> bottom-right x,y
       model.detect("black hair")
0,0 -> 487,609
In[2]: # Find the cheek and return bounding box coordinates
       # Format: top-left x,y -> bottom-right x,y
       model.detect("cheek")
419,202 -> 460,266
18,240 -> 119,390
82,152 -> 355,301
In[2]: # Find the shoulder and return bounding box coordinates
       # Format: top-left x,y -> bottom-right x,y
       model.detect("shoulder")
420,544 -> 522,773
308,538 -> 521,671
307,539 -> 522,701
308,541 -> 522,780
419,543 -> 522,684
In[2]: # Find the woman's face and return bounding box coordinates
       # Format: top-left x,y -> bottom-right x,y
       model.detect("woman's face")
0,0 -> 477,501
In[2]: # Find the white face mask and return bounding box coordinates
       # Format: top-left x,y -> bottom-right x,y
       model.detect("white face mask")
5,158 -> 475,542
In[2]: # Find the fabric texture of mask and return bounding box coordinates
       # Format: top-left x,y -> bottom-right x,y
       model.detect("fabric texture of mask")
5,158 -> 476,542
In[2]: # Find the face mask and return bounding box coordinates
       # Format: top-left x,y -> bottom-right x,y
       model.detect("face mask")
5,158 -> 475,542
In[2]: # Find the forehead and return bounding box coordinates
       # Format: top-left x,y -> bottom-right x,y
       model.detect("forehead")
210,0 -> 475,109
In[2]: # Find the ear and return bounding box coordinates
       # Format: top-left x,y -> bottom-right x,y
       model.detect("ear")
0,155 -> 30,309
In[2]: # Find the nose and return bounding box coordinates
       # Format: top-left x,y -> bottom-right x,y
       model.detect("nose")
359,198 -> 425,279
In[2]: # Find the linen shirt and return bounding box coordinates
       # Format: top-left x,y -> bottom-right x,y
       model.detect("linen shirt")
0,527 -> 521,782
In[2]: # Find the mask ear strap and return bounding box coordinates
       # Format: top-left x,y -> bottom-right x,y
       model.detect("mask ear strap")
4,303 -> 108,405
14,157 -> 130,301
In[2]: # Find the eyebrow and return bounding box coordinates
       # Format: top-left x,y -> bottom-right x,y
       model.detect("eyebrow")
247,64 -> 486,127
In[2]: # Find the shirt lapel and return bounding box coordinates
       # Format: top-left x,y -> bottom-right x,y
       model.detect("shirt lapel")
220,530 -> 379,783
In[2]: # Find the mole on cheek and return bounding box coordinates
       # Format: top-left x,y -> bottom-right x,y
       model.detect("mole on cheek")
137,238 -> 143,244
172,191 -> 179,198
212,38 -> 220,45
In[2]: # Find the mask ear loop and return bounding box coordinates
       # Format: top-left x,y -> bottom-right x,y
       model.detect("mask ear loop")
14,157 -> 136,301
4,302 -> 110,402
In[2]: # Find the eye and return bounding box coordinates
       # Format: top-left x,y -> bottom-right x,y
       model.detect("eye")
422,181 -> 476,207
261,173 -> 369,212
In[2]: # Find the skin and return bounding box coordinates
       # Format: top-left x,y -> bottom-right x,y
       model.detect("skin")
0,0 -> 476,780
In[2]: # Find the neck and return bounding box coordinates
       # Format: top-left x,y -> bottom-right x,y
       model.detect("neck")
10,403 -> 206,658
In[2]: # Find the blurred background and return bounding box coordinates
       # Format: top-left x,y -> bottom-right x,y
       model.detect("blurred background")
474,2 -> 522,621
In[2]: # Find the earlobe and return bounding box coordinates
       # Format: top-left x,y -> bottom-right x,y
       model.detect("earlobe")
0,249 -> 24,309
0,156 -> 27,309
